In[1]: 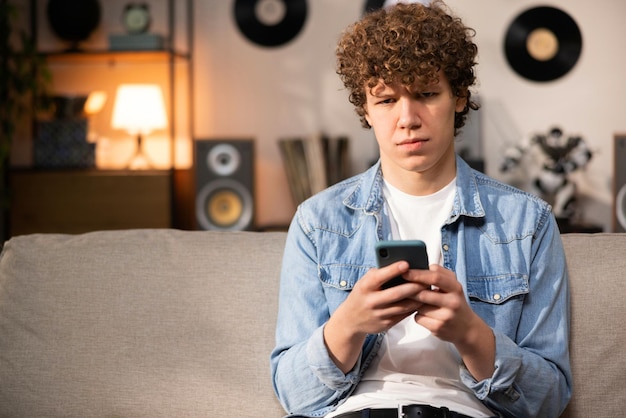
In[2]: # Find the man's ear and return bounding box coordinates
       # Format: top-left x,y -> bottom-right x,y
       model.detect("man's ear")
364,107 -> 372,126
455,93 -> 468,113
455,89 -> 469,113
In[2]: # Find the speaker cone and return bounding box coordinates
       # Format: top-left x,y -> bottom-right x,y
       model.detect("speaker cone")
207,143 -> 241,176
207,189 -> 243,227
196,179 -> 253,231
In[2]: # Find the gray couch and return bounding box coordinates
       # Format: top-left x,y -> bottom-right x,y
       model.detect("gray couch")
0,229 -> 624,417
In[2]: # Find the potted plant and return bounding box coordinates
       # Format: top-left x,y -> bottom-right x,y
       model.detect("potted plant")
0,0 -> 51,240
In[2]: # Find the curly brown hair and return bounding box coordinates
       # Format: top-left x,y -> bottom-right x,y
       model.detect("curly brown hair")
336,1 -> 479,131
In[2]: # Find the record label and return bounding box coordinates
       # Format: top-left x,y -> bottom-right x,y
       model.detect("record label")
234,0 -> 307,48
504,6 -> 582,82
526,28 -> 558,62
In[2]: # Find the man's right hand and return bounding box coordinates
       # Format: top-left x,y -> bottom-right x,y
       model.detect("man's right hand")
322,261 -> 425,373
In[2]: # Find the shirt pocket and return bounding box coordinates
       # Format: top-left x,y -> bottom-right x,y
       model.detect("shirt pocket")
319,264 -> 369,314
319,264 -> 368,290
466,274 -> 529,333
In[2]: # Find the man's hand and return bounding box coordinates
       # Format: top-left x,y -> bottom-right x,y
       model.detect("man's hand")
323,261 -> 428,373
409,265 -> 496,381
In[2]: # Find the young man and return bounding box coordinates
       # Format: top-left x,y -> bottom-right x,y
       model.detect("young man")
271,2 -> 572,417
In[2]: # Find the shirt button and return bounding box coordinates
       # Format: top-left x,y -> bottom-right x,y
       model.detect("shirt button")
340,280 -> 347,288
442,244 -> 449,251
494,293 -> 502,301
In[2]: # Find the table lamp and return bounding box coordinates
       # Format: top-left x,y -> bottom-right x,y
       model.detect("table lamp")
111,84 -> 167,169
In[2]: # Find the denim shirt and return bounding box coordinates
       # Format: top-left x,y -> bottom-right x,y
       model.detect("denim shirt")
270,155 -> 572,418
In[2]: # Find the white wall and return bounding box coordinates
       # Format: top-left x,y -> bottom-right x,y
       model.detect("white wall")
195,0 -> 626,231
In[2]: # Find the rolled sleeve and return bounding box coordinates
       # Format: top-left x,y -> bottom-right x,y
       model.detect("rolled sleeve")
460,331 -> 522,401
307,326 -> 362,390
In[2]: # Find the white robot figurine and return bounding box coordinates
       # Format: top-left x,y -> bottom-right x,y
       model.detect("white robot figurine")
500,126 -> 593,220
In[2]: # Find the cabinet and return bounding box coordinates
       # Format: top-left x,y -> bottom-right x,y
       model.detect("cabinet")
9,169 -> 173,235
8,168 -> 195,236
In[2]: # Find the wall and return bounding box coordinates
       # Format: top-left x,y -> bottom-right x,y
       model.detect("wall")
195,0 -> 625,231
11,0 -> 625,231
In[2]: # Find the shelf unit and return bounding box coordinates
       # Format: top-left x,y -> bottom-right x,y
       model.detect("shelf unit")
10,0 -> 196,236
29,0 -> 194,168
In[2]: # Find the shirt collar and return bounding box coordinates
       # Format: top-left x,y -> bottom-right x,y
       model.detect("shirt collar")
342,154 -> 486,220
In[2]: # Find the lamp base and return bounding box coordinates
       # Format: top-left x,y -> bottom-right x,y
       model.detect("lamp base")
127,134 -> 153,170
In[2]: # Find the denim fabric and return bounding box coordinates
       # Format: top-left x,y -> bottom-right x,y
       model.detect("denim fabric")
270,155 -> 572,418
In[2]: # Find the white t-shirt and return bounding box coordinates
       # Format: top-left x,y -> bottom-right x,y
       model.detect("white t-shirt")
326,178 -> 494,418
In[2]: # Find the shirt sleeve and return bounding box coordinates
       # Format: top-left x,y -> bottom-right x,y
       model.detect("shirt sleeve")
270,215 -> 359,416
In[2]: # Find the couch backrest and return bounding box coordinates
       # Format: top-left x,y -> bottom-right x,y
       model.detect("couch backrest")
0,229 -> 288,417
1,230 -> 625,418
559,233 -> 626,418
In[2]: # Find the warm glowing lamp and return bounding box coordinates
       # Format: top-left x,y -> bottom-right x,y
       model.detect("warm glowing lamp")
111,84 -> 167,169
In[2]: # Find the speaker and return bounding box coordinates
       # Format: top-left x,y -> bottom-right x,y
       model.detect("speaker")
614,135 -> 626,232
194,139 -> 255,231
456,95 -> 484,172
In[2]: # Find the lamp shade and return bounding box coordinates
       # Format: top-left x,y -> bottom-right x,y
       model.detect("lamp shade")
111,84 -> 167,135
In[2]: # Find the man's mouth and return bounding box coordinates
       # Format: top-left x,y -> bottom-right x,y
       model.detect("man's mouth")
398,138 -> 428,145
396,137 -> 429,154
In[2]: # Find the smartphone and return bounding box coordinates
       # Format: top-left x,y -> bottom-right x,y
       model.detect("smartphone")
375,240 -> 429,289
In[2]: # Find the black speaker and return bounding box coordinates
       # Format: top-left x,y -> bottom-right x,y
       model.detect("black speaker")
194,139 -> 255,231
456,96 -> 484,172
614,135 -> 626,232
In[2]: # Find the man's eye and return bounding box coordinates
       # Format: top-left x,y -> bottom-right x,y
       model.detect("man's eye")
419,92 -> 436,98
377,98 -> 395,105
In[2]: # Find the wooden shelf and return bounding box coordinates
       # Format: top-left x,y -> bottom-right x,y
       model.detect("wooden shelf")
40,49 -> 191,65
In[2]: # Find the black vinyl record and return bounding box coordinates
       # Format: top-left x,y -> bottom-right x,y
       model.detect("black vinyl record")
504,6 -> 582,82
234,0 -> 307,48
363,0 -> 385,15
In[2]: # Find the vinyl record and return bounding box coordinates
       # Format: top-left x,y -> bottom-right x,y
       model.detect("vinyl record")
504,6 -> 582,82
363,0 -> 385,15
362,0 -> 431,15
234,0 -> 307,48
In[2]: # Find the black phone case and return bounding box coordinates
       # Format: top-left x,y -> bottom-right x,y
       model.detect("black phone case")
375,240 -> 429,289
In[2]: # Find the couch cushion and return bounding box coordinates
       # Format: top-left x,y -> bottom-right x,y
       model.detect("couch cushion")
560,233 -> 626,418
0,229 -> 287,417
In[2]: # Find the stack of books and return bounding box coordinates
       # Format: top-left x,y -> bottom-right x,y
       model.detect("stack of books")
108,33 -> 164,51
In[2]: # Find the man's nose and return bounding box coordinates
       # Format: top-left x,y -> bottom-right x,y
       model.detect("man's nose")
397,98 -> 422,130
